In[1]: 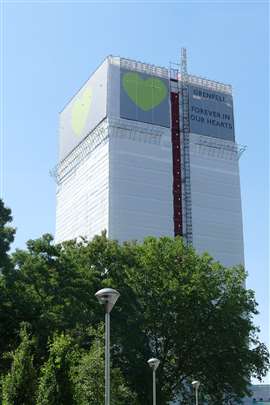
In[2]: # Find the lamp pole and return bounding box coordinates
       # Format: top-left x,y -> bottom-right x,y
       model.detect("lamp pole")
95,288 -> 120,405
105,311 -> 110,404
148,358 -> 160,405
192,380 -> 200,405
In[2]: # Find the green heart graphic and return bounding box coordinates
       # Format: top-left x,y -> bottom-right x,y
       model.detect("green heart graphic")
123,72 -> 167,111
71,87 -> 92,136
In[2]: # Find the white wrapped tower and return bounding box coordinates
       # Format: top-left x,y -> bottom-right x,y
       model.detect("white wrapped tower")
55,55 -> 245,268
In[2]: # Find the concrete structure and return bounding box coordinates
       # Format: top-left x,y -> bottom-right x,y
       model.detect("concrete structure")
242,384 -> 270,404
54,54 -> 245,268
169,384 -> 270,404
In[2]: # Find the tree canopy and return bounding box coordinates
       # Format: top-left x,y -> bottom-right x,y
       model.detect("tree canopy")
0,199 -> 269,404
1,324 -> 37,405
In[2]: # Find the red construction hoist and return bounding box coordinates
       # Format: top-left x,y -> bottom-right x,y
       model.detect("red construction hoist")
170,90 -> 183,237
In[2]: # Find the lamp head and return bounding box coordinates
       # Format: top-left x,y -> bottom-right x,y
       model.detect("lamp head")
147,358 -> 160,371
95,288 -> 120,313
192,380 -> 200,390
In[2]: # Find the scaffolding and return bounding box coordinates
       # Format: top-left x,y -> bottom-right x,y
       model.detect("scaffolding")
53,53 -> 243,245
51,117 -> 166,185
108,55 -> 168,78
191,136 -> 246,160
169,73 -> 183,237
51,119 -> 109,185
169,48 -> 192,245
108,55 -> 232,95
168,48 -> 242,245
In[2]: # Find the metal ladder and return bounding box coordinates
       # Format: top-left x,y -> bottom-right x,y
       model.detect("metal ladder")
180,48 -> 193,245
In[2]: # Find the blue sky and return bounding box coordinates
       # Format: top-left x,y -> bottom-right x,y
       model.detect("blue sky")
1,0 -> 269,383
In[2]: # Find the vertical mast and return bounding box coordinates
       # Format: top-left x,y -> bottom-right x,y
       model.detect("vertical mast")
181,47 -> 187,76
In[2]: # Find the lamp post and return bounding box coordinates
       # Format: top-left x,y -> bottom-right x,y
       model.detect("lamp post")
147,358 -> 160,405
192,380 -> 200,405
95,288 -> 120,405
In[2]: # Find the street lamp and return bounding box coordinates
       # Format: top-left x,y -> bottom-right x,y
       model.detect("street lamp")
95,288 -> 120,405
148,358 -> 160,405
192,380 -> 200,405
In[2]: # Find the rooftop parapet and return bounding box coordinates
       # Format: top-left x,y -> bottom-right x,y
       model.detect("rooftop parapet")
108,55 -> 232,94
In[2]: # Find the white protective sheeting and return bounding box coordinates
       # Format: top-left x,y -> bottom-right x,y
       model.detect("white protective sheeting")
108,121 -> 174,242
189,133 -> 245,267
55,140 -> 109,243
55,56 -> 245,270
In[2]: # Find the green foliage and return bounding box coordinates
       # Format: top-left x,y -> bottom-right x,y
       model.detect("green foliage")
118,237 -> 266,403
36,333 -> 74,405
36,326 -> 136,405
0,199 -> 15,272
0,200 -> 18,362
71,324 -> 138,405
0,202 -> 268,404
1,324 -> 37,405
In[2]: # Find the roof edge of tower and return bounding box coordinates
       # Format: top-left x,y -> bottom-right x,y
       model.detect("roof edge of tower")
108,55 -> 232,94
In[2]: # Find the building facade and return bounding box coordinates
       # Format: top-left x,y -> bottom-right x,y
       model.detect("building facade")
169,384 -> 270,404
242,384 -> 270,404
55,55 -> 245,268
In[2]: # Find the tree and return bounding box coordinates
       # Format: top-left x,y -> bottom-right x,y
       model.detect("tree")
71,324 -> 138,405
0,200 -> 18,367
0,199 -> 15,273
1,324 -> 37,405
0,233 -> 100,370
36,333 -> 75,405
36,326 -> 137,405
0,230 -> 269,403
94,236 -> 270,404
